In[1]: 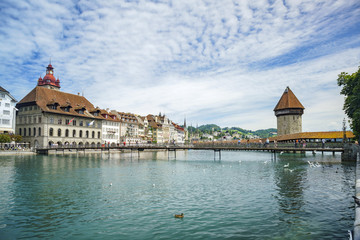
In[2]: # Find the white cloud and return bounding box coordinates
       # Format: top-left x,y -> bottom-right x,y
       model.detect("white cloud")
0,0 -> 359,131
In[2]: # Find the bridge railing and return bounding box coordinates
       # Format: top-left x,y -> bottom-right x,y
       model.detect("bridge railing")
193,142 -> 344,149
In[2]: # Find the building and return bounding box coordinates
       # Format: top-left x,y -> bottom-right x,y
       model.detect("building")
112,111 -> 141,144
274,86 -> 304,136
16,64 -> 104,148
99,109 -> 120,146
0,86 -> 17,134
146,114 -> 163,143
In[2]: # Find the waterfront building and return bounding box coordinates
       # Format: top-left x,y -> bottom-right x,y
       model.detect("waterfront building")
172,122 -> 186,144
134,115 -> 147,143
0,86 -> 17,134
146,115 -> 164,143
112,111 -> 141,144
274,86 -> 304,136
99,109 -> 120,146
16,64 -> 104,148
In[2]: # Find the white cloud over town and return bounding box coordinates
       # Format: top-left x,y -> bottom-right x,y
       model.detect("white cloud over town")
1,0 -> 360,131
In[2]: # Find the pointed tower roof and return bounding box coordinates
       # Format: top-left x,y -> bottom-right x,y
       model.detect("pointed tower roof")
274,86 -> 304,111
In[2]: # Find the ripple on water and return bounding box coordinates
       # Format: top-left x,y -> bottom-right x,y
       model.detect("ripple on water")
0,151 -> 355,239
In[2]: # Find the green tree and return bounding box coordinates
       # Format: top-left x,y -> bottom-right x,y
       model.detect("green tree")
0,134 -> 11,143
337,65 -> 360,140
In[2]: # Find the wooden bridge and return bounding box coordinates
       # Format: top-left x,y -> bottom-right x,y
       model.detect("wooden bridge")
35,144 -> 345,159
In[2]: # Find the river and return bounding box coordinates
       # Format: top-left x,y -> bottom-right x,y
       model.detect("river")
0,150 -> 355,239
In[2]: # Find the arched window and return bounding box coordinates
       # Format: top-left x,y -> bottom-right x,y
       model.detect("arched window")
24,128 -> 26,136
86,131 -> 89,138
19,128 -> 22,136
79,130 -> 83,138
58,129 -> 61,137
73,130 -> 76,137
49,128 -> 53,136
92,131 -> 95,138
33,127 -> 36,137
65,129 -> 69,137
28,128 -> 31,136
38,127 -> 41,136
98,131 -> 100,139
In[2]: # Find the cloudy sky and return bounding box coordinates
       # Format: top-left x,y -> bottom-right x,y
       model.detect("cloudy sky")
1,0 -> 360,131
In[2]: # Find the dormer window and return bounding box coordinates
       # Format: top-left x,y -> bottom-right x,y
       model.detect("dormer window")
93,112 -> 98,116
78,110 -> 84,114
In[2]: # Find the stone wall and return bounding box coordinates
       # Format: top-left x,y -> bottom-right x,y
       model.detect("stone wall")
277,114 -> 302,136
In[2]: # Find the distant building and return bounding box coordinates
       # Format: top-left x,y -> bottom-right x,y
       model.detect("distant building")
0,86 -> 17,134
274,86 -> 304,136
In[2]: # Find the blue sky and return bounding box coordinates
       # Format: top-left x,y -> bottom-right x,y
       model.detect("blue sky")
1,0 -> 360,131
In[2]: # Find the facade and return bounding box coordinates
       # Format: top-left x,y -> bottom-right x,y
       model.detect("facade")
0,86 -> 17,133
274,87 -> 305,136
147,115 -> 163,143
16,64 -> 104,148
173,122 -> 185,144
112,111 -> 141,144
99,109 -> 120,146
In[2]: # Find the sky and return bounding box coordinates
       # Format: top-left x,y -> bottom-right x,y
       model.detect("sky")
1,0 -> 360,132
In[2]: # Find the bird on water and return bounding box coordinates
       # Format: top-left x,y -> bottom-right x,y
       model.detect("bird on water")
174,213 -> 184,218
353,196 -> 360,206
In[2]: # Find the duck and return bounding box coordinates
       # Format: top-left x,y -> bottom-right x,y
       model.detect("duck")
174,213 -> 184,218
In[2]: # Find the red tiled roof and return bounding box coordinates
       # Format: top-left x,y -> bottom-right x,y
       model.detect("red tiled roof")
16,86 -> 103,119
274,87 -> 304,111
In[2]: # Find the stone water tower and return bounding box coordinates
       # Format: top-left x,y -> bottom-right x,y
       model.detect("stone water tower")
274,87 -> 304,136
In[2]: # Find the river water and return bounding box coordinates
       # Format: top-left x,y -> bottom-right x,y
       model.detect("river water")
0,150 -> 355,239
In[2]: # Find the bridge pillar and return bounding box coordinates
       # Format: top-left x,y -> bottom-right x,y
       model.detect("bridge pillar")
342,143 -> 359,162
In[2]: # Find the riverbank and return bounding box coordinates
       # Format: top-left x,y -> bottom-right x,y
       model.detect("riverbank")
0,150 -> 36,155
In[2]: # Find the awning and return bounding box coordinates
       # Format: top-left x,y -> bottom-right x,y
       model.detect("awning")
0,128 -> 15,133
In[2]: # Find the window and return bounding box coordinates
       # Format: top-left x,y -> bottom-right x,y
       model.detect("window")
58,118 -> 62,125
92,131 -> 95,138
65,129 -> 69,137
24,128 -> 26,136
58,129 -> 61,137
3,110 -> 10,115
2,119 -> 10,125
51,105 -> 57,110
73,130 -> 76,137
19,128 -> 22,136
49,118 -> 54,124
98,131 -> 100,138
72,120 -> 77,126
38,127 -> 41,136
86,131 -> 89,138
79,130 -> 83,138
28,128 -> 31,136
80,121 -> 83,126
33,117 -> 37,124
5,103 -> 10,108
65,119 -> 70,125
64,107 -> 70,112
1,93 -> 5,98
78,110 -> 84,114
93,112 -> 98,116
38,116 -> 42,123
29,106 -> 32,110
49,128 -> 53,136
28,116 -> 31,124
33,127 -> 36,136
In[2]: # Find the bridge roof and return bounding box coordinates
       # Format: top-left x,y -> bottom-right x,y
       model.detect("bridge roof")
270,131 -> 355,141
